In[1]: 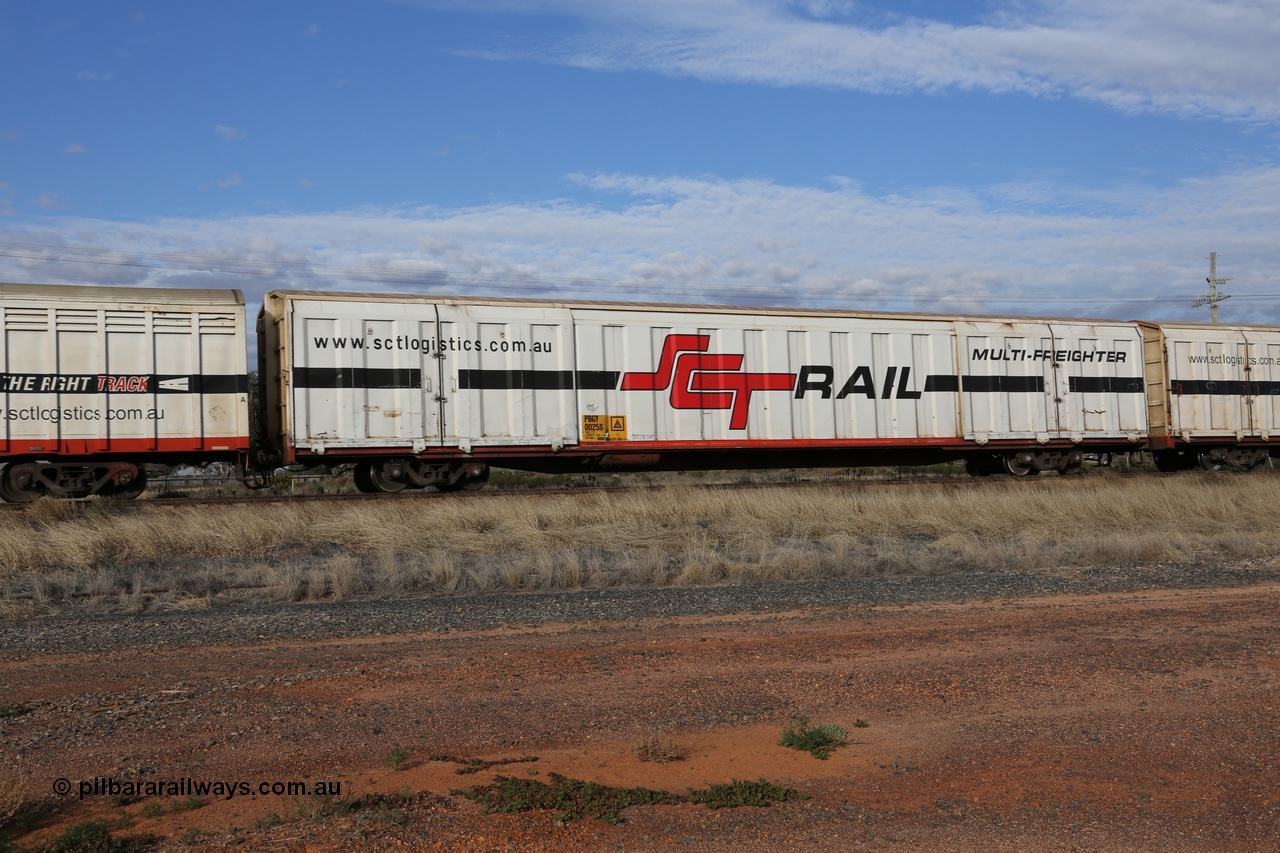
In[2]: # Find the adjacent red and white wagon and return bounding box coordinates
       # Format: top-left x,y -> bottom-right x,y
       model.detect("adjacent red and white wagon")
0,283 -> 250,501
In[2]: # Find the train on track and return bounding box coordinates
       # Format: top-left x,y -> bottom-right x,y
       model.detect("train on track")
2,281 -> 1278,502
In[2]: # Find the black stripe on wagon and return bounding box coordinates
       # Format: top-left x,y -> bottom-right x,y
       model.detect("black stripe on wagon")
960,375 -> 1045,393
1174,379 -> 1280,396
575,370 -> 623,390
916,374 -> 1051,393
460,369 -> 574,390
293,367 -> 422,389
176,375 -> 250,394
458,369 -> 622,391
1068,376 -> 1146,394
0,373 -> 247,394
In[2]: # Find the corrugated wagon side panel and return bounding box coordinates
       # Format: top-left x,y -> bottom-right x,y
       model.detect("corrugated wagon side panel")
1247,332 -> 1280,437
438,303 -> 577,447
287,298 -> 440,452
1162,326 -> 1252,437
2,304 -> 57,453
957,321 -> 1055,441
1,286 -> 248,458
958,319 -> 1146,442
573,309 -> 960,446
1048,322 -> 1146,440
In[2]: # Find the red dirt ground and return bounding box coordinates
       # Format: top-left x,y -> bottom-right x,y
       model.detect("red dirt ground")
3,581 -> 1279,851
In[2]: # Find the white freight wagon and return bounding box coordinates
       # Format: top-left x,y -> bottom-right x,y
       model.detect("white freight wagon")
0,283 -> 249,501
260,291 -> 1149,490
1140,321 -> 1280,470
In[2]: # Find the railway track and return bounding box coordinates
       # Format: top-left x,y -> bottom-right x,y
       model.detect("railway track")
0,467 -> 1193,512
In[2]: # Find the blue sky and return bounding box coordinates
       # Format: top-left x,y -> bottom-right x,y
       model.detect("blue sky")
2,0 -> 1279,324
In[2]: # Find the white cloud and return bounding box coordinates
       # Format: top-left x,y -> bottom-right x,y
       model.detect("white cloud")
75,71 -> 113,82
35,193 -> 64,210
217,174 -> 244,188
4,166 -> 1278,327
214,124 -> 244,141
299,177 -> 316,189
64,144 -> 86,155
423,0 -> 1280,121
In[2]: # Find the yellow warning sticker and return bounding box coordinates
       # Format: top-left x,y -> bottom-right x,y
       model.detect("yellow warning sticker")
582,414 -> 628,441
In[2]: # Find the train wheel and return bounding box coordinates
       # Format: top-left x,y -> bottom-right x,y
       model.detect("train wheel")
1197,452 -> 1224,472
1002,453 -> 1038,476
1153,451 -> 1184,472
367,460 -> 408,493
105,467 -> 148,500
0,463 -> 43,504
459,465 -> 490,491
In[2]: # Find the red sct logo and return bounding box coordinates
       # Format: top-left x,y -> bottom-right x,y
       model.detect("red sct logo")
619,335 -> 794,430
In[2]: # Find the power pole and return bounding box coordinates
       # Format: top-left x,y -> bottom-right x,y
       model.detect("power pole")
1190,252 -> 1232,323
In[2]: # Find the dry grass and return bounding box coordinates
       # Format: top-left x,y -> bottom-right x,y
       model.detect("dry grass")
0,750 -> 26,828
634,733 -> 691,764
4,471 -> 1280,612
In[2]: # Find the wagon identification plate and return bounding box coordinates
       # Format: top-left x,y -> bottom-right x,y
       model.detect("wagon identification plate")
581,415 -> 627,441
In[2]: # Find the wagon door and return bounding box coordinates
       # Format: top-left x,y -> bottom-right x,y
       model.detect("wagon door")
957,320 -> 1058,442
1165,328 -> 1251,438
288,297 -> 439,453
436,303 -> 576,449
1048,322 -> 1146,441
1244,330 -> 1280,439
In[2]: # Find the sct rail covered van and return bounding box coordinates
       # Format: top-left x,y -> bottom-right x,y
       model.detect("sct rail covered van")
259,291 -> 1150,490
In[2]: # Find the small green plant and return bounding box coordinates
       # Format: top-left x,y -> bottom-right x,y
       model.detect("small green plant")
454,773 -> 807,825
45,819 -> 155,852
286,791 -> 412,828
175,795 -> 206,812
50,820 -> 113,853
382,748 -> 408,769
252,812 -> 283,830
687,779 -> 807,810
426,754 -> 540,775
0,706 -> 33,720
853,718 -> 870,728
138,801 -> 163,819
454,773 -> 678,825
779,717 -> 848,760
